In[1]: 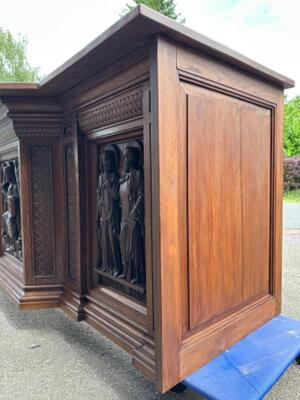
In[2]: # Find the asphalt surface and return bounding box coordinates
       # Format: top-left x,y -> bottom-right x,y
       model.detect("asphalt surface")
0,206 -> 299,400
284,202 -> 300,229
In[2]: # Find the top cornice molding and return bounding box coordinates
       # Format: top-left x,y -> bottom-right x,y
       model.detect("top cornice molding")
0,5 -> 294,98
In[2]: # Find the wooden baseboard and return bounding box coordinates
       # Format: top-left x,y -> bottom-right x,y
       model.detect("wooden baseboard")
60,286 -> 86,321
0,256 -> 63,309
0,259 -> 156,382
19,285 -> 63,310
84,286 -> 155,382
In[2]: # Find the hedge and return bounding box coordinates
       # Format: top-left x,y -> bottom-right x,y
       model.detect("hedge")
284,156 -> 300,191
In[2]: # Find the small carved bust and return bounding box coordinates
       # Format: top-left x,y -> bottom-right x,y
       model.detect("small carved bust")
119,143 -> 145,285
96,148 -> 122,277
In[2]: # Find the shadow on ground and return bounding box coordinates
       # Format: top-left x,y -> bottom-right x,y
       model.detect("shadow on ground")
0,234 -> 299,400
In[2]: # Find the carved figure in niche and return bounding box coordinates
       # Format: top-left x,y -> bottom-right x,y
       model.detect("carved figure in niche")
2,161 -> 22,259
119,142 -> 145,285
97,146 -> 122,276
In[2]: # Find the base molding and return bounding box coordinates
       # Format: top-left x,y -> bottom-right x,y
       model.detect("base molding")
19,285 -> 63,310
84,287 -> 155,382
0,259 -> 156,382
0,256 -> 63,309
60,286 -> 86,321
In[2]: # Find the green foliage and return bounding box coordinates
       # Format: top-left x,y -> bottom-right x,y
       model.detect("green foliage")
121,0 -> 185,23
0,28 -> 40,82
283,189 -> 300,202
284,95 -> 300,157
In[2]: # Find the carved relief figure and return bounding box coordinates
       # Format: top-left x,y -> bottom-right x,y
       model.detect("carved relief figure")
2,161 -> 22,260
119,142 -> 145,285
97,146 -> 122,276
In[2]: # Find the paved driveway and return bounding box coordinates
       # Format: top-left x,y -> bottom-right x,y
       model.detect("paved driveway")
0,211 -> 299,399
284,202 -> 300,230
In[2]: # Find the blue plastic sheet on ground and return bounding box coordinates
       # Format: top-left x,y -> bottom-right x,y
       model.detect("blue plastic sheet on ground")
183,315 -> 300,400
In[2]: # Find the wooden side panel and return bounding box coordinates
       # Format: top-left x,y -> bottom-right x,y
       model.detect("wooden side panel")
241,104 -> 271,301
152,37 -> 281,392
188,93 -> 243,330
186,86 -> 272,331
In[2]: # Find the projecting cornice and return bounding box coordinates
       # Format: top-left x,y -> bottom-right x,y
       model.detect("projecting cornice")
0,98 -> 63,139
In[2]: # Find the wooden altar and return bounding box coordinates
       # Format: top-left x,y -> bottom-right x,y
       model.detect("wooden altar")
0,5 -> 294,392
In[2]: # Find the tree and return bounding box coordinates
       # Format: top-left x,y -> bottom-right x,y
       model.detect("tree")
284,95 -> 300,157
0,28 -> 40,82
121,0 -> 185,23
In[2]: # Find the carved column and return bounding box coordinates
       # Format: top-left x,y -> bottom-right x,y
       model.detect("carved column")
60,115 -> 87,320
11,112 -> 65,308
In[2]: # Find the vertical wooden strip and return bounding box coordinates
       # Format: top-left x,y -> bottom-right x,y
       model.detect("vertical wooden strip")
151,36 -> 181,392
65,144 -> 77,281
273,94 -> 284,313
143,81 -> 154,334
241,104 -> 271,301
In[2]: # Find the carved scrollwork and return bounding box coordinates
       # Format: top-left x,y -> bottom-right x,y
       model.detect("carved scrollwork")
78,88 -> 143,132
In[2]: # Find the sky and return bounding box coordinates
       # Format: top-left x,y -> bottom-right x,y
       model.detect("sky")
0,0 -> 299,96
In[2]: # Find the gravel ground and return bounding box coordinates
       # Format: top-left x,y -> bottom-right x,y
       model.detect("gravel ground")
0,233 -> 299,400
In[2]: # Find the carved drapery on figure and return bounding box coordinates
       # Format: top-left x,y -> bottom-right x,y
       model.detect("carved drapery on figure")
97,145 -> 122,277
119,143 -> 145,285
96,139 -> 145,299
1,159 -> 22,261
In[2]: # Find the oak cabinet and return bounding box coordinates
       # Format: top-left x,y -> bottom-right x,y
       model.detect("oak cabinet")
0,5 -> 294,392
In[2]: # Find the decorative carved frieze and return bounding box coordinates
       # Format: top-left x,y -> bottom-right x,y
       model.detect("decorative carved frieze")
1,159 -> 22,261
13,118 -> 63,137
78,88 -> 143,132
65,145 -> 77,281
29,146 -> 55,277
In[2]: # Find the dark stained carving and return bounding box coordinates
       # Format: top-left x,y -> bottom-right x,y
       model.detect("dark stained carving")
30,146 -> 55,277
78,88 -> 143,132
97,146 -> 122,277
65,145 -> 77,281
13,119 -> 63,137
96,139 -> 146,296
119,142 -> 145,285
1,160 -> 22,260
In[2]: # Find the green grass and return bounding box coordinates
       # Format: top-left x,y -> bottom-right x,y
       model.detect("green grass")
283,189 -> 300,202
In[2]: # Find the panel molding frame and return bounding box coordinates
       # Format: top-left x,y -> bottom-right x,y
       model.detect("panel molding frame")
179,80 -> 277,338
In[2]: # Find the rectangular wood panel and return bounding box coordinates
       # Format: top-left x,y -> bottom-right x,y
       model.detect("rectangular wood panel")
241,104 -> 271,301
186,87 -> 271,331
188,92 -> 243,330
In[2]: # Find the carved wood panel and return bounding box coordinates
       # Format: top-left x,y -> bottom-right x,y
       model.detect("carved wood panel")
94,138 -> 146,301
65,145 -> 77,281
78,88 -> 143,132
29,146 -> 55,278
1,159 -> 22,261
